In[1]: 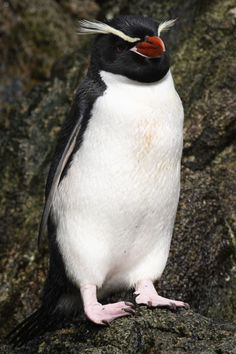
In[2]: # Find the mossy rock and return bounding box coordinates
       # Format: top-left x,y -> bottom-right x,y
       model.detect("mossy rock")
2,309 -> 236,353
0,0 -> 236,351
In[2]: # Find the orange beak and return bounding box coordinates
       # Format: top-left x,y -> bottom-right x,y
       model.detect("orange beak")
130,36 -> 166,58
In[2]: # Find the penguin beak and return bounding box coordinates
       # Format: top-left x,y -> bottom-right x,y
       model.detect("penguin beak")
130,36 -> 166,59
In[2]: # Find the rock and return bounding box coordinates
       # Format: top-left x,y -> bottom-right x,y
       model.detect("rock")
0,0 -> 99,110
0,0 -> 236,351
2,309 -> 236,353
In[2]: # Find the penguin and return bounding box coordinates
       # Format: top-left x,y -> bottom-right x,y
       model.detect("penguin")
8,15 -> 188,346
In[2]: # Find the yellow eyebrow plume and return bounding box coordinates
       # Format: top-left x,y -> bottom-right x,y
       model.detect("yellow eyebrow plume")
158,19 -> 176,36
78,19 -> 140,43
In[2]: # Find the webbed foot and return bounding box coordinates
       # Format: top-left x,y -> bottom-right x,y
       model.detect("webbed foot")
85,301 -> 135,325
134,280 -> 189,309
80,284 -> 135,325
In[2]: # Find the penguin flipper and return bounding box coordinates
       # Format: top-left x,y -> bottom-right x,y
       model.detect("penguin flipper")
38,109 -> 82,246
37,77 -> 106,247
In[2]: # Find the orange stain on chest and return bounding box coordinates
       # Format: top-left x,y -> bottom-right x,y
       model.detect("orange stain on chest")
135,119 -> 159,162
144,130 -> 154,150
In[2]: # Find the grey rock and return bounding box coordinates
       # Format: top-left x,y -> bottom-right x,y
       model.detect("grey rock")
0,0 -> 236,351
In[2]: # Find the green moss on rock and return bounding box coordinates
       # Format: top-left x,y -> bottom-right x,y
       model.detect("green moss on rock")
2,309 -> 236,353
0,0 -> 236,351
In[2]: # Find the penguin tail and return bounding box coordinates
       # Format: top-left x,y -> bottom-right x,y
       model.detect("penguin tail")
6,306 -> 61,347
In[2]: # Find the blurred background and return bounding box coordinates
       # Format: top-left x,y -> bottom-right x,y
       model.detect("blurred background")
0,0 -> 235,345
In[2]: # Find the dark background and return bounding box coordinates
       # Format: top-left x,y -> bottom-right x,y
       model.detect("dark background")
0,0 -> 235,352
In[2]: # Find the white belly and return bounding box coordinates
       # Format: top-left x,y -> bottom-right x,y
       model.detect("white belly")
53,70 -> 184,289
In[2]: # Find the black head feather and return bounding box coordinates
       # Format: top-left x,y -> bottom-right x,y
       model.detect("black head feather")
89,15 -> 170,83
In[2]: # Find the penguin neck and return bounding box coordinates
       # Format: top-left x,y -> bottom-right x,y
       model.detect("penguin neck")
99,70 -> 174,90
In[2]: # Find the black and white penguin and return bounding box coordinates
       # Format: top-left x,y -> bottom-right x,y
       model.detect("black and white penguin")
8,15 -> 188,346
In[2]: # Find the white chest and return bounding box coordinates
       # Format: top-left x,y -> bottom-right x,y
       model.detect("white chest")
54,71 -> 184,287
97,70 -> 183,161
56,70 -> 183,202
75,70 -> 184,179
54,69 -> 184,231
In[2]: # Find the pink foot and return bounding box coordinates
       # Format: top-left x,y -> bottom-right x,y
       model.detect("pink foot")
134,280 -> 189,309
80,284 -> 135,325
85,301 -> 135,325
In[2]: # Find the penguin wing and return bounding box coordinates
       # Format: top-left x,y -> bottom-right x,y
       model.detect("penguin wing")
38,99 -> 82,247
38,78 -> 105,246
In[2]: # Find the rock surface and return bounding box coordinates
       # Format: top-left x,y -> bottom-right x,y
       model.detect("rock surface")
2,309 -> 236,353
0,0 -> 236,352
0,0 -> 99,111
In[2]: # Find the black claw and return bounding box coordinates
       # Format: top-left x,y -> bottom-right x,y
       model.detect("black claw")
169,302 -> 177,311
101,320 -> 110,326
147,301 -> 153,308
133,292 -> 140,298
123,308 -> 135,315
184,303 -> 190,309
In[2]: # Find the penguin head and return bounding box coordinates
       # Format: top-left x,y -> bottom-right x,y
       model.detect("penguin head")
79,16 -> 175,83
